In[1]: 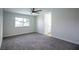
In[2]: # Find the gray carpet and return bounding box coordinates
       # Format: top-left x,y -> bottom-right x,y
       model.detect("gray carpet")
1,33 -> 79,50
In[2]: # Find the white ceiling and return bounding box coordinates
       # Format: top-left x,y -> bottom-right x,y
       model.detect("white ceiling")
3,8 -> 52,16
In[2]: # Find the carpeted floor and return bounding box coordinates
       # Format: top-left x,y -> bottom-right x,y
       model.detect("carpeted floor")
1,33 -> 79,50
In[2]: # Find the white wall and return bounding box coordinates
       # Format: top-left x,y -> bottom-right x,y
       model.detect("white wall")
0,9 -> 3,47
37,8 -> 79,45
3,9 -> 79,45
37,14 -> 45,34
51,8 -> 79,45
3,11 -> 36,37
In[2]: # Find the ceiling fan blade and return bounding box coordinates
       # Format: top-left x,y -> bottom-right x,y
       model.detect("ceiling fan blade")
36,10 -> 42,11
29,8 -> 42,14
33,10 -> 42,13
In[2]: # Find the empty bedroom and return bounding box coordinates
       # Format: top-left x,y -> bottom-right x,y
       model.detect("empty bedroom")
0,8 -> 79,50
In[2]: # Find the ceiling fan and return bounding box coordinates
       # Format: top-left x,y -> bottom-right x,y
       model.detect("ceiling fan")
30,8 -> 42,14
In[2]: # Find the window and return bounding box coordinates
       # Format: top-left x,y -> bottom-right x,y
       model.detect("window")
15,17 -> 30,27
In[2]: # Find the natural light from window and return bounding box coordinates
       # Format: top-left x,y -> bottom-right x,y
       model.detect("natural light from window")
15,17 -> 30,27
44,12 -> 51,35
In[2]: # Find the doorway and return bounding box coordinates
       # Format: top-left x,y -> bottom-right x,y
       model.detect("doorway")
44,12 -> 52,36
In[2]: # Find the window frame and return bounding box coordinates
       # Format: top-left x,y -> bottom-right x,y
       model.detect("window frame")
15,17 -> 30,27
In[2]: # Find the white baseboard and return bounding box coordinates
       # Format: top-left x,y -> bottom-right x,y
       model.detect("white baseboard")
38,32 -> 79,45
3,32 -> 36,38
52,35 -> 79,45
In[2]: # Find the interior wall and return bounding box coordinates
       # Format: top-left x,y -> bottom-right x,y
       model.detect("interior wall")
36,14 -> 45,34
0,9 -> 3,47
37,8 -> 79,45
51,8 -> 79,45
3,11 -> 37,37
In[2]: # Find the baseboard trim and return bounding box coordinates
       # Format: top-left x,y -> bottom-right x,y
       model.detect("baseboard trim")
3,32 -> 79,45
52,35 -> 79,45
3,32 -> 37,38
37,32 -> 79,45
